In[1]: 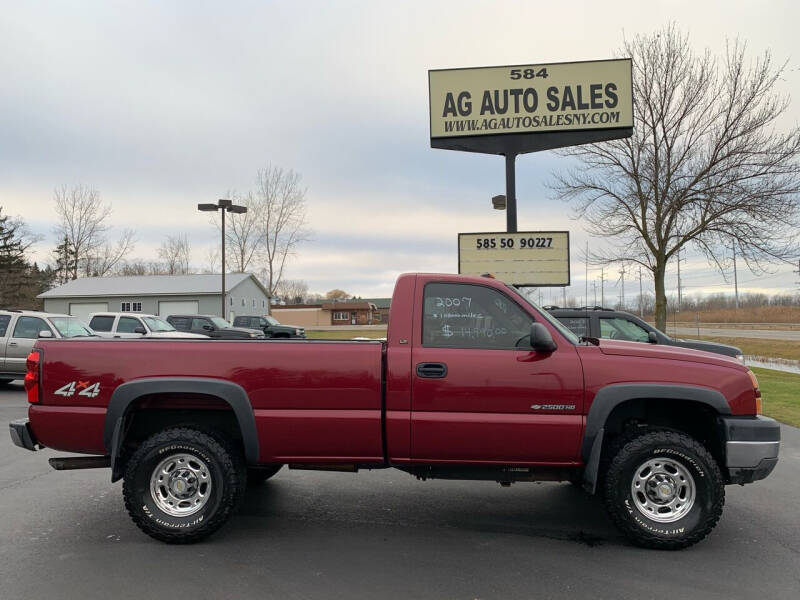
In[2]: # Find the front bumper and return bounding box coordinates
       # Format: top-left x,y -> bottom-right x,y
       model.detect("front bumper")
720,415 -> 780,484
9,418 -> 40,451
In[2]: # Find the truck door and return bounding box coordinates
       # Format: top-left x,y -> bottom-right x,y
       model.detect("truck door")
410,280 -> 584,465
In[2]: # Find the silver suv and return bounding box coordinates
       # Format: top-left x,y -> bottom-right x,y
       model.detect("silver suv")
0,310 -> 95,383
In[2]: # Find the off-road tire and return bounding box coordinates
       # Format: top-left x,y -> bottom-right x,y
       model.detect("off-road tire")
247,464 -> 283,486
123,427 -> 245,544
603,430 -> 725,550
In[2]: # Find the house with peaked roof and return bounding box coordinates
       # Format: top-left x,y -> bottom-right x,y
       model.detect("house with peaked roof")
38,273 -> 270,322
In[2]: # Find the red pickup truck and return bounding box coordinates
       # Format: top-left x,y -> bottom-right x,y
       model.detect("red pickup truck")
9,273 -> 780,549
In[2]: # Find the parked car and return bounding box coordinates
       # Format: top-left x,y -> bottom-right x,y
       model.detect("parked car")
0,310 -> 95,383
546,306 -> 745,361
165,314 -> 265,339
88,313 -> 208,339
232,315 -> 305,338
10,273 -> 778,549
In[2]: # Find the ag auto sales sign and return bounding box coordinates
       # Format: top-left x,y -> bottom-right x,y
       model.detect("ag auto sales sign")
429,58 -> 632,139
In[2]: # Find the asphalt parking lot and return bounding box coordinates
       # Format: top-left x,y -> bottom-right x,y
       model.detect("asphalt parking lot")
1,380 -> 798,600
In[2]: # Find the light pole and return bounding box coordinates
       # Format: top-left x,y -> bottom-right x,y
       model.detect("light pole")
198,199 -> 248,320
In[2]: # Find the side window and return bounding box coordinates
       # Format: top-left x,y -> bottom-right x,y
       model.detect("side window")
12,316 -> 49,339
557,317 -> 589,338
117,317 -> 142,333
170,317 -> 189,330
89,315 -> 115,332
600,317 -> 650,342
422,283 -> 533,349
191,318 -> 210,330
0,315 -> 11,337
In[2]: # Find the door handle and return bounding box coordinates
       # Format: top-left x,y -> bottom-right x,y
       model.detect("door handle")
8,342 -> 17,347
416,362 -> 448,378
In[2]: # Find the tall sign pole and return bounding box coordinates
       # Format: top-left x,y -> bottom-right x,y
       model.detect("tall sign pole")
505,153 -> 517,232
429,58 -> 633,289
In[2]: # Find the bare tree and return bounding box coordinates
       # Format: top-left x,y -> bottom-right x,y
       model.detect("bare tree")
274,279 -> 309,303
219,190 -> 263,272
553,25 -> 800,329
215,166 -> 311,296
158,234 -> 191,275
53,184 -> 136,278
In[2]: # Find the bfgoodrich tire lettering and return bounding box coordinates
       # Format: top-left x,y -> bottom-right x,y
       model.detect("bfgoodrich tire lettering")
123,428 -> 244,543
603,430 -> 725,550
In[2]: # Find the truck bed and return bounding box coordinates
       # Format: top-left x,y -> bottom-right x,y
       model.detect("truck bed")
33,338 -> 386,463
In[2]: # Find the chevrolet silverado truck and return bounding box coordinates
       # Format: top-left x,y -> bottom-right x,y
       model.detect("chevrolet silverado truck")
9,273 -> 780,548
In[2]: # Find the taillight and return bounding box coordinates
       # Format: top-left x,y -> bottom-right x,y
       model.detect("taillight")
24,350 -> 40,404
747,370 -> 762,414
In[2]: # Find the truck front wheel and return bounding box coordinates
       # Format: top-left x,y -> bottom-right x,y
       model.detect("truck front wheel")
602,430 -> 725,550
123,428 -> 244,543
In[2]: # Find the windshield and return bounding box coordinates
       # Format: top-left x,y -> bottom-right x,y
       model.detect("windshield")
508,285 -> 581,345
210,317 -> 230,329
48,317 -> 95,338
143,316 -> 176,332
265,316 -> 279,326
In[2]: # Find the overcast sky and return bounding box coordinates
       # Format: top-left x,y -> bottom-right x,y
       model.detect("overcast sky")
1,0 -> 798,301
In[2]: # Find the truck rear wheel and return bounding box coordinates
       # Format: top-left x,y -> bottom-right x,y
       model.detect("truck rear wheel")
602,430 -> 724,550
123,427 -> 245,544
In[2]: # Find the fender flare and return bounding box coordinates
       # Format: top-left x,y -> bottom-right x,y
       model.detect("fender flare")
104,377 -> 259,482
581,383 -> 730,493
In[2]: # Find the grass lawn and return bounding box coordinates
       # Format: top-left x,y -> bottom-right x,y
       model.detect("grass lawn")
679,336 -> 800,362
306,329 -> 387,340
752,367 -> 800,428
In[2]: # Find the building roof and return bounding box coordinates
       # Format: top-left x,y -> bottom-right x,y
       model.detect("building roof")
38,273 -> 266,299
321,302 -> 375,311
361,297 -> 391,309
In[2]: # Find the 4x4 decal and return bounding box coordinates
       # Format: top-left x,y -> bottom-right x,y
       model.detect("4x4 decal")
54,380 -> 101,398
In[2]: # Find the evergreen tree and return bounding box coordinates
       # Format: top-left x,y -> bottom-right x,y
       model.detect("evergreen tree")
0,207 -> 29,307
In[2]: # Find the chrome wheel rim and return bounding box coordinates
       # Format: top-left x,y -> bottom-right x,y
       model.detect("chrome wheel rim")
149,453 -> 212,517
630,457 -> 695,523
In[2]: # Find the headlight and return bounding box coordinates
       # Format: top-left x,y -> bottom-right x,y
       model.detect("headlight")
735,354 -> 745,363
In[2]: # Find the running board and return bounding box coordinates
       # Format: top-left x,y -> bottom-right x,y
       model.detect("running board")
49,456 -> 111,471
288,463 -> 359,472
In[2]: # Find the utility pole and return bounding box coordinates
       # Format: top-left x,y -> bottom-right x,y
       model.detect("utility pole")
617,266 -> 626,309
562,286 -> 567,307
638,265 -> 644,317
732,244 -> 739,309
584,241 -> 589,309
599,268 -> 605,307
676,248 -> 684,312
592,281 -> 597,306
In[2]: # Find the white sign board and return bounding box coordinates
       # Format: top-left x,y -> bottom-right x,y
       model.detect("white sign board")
458,231 -> 570,286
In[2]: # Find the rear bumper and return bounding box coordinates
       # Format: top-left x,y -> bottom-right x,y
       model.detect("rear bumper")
720,416 -> 780,484
9,419 -> 40,451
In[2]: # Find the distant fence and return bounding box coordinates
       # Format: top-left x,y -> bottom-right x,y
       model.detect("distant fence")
657,321 -> 800,331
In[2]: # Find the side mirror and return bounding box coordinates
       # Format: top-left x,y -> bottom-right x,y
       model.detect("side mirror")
133,326 -> 146,334
38,330 -> 53,339
647,331 -> 658,344
530,322 -> 557,353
